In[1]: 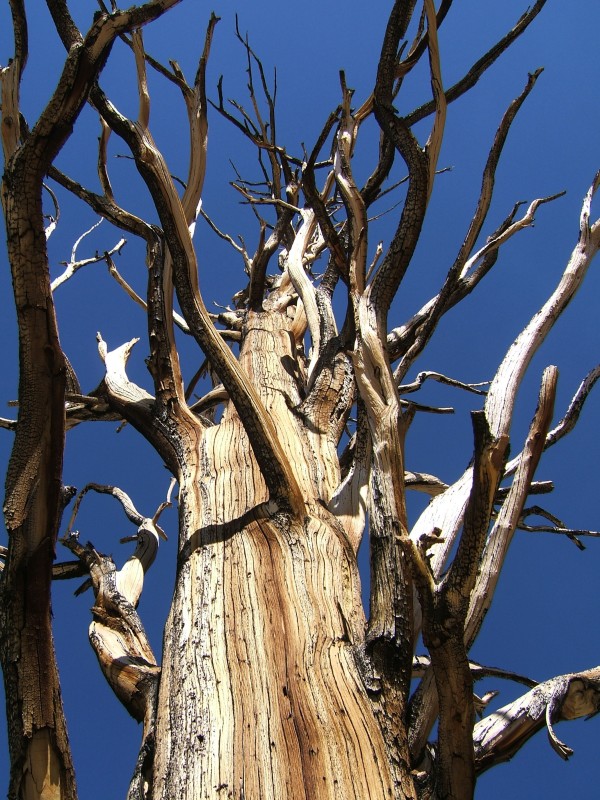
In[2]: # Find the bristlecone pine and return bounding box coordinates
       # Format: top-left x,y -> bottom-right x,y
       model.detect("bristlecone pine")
1,2 -> 599,799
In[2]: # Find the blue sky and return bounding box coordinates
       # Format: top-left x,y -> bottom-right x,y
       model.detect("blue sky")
1,2 -> 599,797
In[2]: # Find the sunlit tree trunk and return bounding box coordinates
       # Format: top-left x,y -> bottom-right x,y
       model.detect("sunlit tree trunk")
151,309 -> 408,798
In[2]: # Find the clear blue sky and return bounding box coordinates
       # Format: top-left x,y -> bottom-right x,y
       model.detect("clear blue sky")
1,2 -> 599,797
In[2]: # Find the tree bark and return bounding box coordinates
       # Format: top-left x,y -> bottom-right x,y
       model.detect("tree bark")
0,6 -> 199,797
3,4 -> 599,799
0,139 -> 76,800
151,309 -> 404,799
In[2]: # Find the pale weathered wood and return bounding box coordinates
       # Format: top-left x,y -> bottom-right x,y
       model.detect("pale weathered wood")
2,4 -> 599,800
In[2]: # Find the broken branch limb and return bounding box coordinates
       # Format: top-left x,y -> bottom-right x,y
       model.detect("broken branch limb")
474,666 -> 600,773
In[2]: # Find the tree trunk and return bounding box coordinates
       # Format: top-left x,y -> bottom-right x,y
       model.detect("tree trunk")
0,152 -> 76,800
152,310 -> 401,799
4,5 -> 600,799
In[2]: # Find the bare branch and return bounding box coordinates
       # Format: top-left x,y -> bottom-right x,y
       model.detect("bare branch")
0,51 -> 23,162
334,81 -> 368,294
405,1 -> 548,127
395,1 -> 453,78
392,72 -> 549,380
248,202 -> 296,308
410,413 -> 507,799
413,173 -> 600,584
405,471 -> 448,496
104,250 -> 190,333
43,181 -> 60,239
61,531 -> 160,726
545,364 -> 600,449
48,164 -> 152,238
408,171 -> 600,754
200,206 -> 247,258
51,223 -> 126,292
0,6 -> 187,796
463,191 -> 565,279
486,174 -> 600,439
466,366 -> 558,646
399,370 -> 489,396
474,666 -> 600,773
92,84 -> 306,515
453,70 -> 542,272
97,117 -> 115,199
412,654 -> 537,690
388,200 -> 524,364
302,109 -> 348,280
65,481 -> 163,535
8,0 -> 28,74
422,0 -> 446,199
283,209 -> 322,379
443,413 -> 509,609
370,95 -> 427,318
517,505 -> 600,549
96,333 -> 180,474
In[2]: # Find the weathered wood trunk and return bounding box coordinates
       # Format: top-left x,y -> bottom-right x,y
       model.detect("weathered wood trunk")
152,310 -> 398,799
6,5 -> 600,799
0,153 -> 76,800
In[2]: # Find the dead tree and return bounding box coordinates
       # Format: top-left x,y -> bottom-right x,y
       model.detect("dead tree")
1,2 -> 599,799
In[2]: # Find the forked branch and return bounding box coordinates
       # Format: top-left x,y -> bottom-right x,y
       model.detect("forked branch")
90,42 -> 306,515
